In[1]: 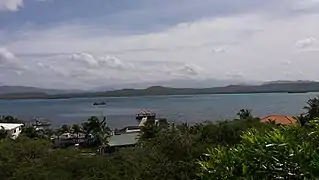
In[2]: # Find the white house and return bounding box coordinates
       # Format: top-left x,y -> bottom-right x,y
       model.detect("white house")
0,123 -> 24,139
59,133 -> 73,140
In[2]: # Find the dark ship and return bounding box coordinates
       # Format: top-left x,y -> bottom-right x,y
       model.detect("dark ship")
93,101 -> 106,106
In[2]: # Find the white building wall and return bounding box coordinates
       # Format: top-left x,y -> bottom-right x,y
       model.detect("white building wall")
7,126 -> 22,139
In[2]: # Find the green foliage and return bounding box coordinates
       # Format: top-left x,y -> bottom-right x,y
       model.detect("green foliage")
299,96 -> 319,126
139,119 -> 164,140
3,96 -> 319,179
0,116 -> 268,180
83,116 -> 111,148
0,116 -> 24,123
22,126 -> 40,139
59,124 -> 70,134
136,119 -> 269,180
237,109 -> 253,120
72,124 -> 81,134
0,126 -> 8,140
198,125 -> 319,179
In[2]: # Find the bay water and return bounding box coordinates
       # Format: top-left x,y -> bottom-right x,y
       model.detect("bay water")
0,93 -> 317,129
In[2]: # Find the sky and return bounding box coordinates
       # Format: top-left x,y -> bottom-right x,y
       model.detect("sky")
0,0 -> 319,89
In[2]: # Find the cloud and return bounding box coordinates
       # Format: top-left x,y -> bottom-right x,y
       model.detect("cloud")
0,0 -> 23,12
69,53 -> 134,70
296,37 -> 317,48
69,53 -> 99,68
36,62 -> 69,77
212,46 -> 229,53
177,64 -> 202,76
280,60 -> 292,66
0,47 -> 25,70
2,0 -> 319,88
99,56 -> 134,70
226,71 -> 245,80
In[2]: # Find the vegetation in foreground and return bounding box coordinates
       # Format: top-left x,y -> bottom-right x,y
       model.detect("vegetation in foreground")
1,97 -> 319,179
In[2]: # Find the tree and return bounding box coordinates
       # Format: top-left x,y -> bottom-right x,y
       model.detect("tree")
198,125 -> 319,179
72,124 -> 81,143
82,116 -> 111,148
83,116 -> 110,135
96,117 -> 111,149
139,119 -> 159,140
82,116 -> 99,135
297,114 -> 308,126
0,116 -> 23,123
237,109 -> 252,120
22,126 -> 39,139
59,124 -> 70,134
0,126 -> 7,140
304,96 -> 319,121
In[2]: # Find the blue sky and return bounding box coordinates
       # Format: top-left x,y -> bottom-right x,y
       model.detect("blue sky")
1,0 -> 319,89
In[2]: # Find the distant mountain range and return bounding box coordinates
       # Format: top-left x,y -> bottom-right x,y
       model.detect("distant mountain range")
262,80 -> 316,85
1,80 -> 319,100
0,86 -> 84,95
93,78 -> 259,91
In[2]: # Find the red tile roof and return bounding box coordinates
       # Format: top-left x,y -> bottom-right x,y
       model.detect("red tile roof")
260,115 -> 297,125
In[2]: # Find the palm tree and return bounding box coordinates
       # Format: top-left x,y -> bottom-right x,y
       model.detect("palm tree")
83,116 -> 110,135
72,124 -> 82,143
82,116 -> 99,135
237,109 -> 252,120
82,116 -> 111,148
59,124 -> 70,134
304,97 -> 319,120
296,114 -> 308,126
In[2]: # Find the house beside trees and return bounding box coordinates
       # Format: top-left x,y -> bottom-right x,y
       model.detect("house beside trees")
0,123 -> 24,139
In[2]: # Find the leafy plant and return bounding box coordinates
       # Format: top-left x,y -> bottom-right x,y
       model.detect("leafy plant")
198,125 -> 319,179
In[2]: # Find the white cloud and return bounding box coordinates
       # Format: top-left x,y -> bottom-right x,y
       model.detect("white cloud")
177,64 -> 201,76
2,0 -> 319,88
37,62 -> 69,77
226,71 -> 244,80
212,46 -> 228,53
296,37 -> 317,48
69,53 -> 99,68
99,56 -> 134,70
69,53 -> 134,70
0,47 -> 25,70
0,0 -> 23,12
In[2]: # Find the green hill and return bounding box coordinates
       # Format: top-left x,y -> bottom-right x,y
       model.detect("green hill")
1,81 -> 319,100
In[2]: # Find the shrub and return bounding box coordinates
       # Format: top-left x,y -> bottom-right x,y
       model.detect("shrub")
198,125 -> 319,179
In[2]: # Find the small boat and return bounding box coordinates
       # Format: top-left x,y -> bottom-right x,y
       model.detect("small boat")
31,118 -> 51,127
93,101 -> 106,106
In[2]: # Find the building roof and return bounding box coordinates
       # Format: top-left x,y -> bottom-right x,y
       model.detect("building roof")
260,115 -> 297,125
108,132 -> 139,147
0,123 -> 24,130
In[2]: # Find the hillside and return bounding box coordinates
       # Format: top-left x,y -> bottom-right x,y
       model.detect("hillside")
1,81 -> 319,100
0,86 -> 84,95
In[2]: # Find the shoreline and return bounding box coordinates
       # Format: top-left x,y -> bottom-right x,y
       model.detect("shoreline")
0,91 -> 316,101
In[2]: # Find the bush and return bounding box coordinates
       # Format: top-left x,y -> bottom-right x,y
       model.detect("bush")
198,124 -> 319,179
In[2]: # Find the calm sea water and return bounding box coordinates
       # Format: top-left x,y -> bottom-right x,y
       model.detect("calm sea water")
0,93 -> 317,129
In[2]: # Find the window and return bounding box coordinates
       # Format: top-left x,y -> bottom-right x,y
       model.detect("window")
14,129 -> 16,133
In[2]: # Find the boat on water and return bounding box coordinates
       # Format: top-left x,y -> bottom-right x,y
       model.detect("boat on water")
93,101 -> 106,106
31,117 -> 52,127
136,110 -> 156,121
